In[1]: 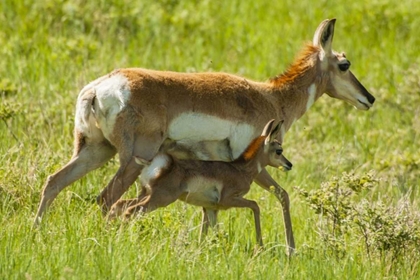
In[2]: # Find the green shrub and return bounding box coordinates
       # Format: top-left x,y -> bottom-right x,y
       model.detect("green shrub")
296,171 -> 420,262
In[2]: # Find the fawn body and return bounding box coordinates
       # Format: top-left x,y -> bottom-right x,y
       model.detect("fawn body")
110,120 -> 292,246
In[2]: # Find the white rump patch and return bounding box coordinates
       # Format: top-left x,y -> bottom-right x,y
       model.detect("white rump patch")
75,87 -> 102,141
90,73 -> 130,140
306,84 -> 316,111
168,113 -> 256,160
140,154 -> 171,185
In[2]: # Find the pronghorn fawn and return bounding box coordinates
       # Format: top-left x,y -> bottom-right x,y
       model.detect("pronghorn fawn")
109,120 -> 292,247
34,19 -> 375,255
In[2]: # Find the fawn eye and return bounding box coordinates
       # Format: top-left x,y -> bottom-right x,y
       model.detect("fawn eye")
275,149 -> 283,155
338,61 -> 351,72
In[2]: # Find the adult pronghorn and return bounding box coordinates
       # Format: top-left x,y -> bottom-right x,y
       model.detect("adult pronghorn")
34,19 -> 375,255
109,120 -> 292,247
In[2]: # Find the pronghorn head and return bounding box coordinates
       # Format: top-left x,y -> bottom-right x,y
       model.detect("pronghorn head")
262,120 -> 293,171
313,19 -> 375,110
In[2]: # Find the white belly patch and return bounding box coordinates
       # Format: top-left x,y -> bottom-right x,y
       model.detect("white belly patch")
168,113 -> 256,160
181,176 -> 223,207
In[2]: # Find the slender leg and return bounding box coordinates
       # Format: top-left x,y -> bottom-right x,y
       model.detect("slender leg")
97,157 -> 142,213
97,125 -> 165,213
254,168 -> 295,256
104,133 -> 167,216
108,188 -> 149,220
206,209 -> 218,228
218,197 -> 262,247
108,198 -> 140,220
123,186 -> 181,219
200,208 -> 210,240
199,208 -> 218,242
34,141 -> 116,226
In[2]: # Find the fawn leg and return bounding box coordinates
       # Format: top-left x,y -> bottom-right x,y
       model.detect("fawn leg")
108,188 -> 149,220
199,208 -> 219,242
123,186 -> 182,219
218,197 -> 262,247
254,168 -> 294,255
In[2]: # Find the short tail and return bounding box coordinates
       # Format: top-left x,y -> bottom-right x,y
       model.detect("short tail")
81,87 -> 97,128
73,87 -> 98,156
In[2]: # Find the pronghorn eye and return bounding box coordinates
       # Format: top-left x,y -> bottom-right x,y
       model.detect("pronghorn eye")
275,149 -> 283,155
338,61 -> 351,72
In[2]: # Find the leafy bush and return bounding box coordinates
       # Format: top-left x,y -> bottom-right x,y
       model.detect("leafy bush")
296,171 -> 420,261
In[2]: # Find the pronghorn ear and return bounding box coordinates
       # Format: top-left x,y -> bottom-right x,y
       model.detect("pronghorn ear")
133,155 -> 151,166
313,18 -> 336,54
264,120 -> 283,145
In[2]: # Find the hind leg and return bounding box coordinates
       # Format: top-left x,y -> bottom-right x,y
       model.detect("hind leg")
97,131 -> 165,213
122,172 -> 183,219
123,186 -> 182,219
108,188 -> 149,220
34,140 -> 116,226
199,208 -> 219,242
97,156 -> 142,213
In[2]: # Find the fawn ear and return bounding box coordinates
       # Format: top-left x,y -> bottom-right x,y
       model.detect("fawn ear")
261,119 -> 275,137
313,18 -> 335,54
264,120 -> 284,145
133,155 -> 151,166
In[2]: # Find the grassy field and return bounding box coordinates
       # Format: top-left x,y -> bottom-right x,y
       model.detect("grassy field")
1,0 -> 420,279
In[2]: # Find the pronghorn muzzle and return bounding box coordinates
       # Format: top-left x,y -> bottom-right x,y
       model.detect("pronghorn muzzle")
280,156 -> 293,172
353,73 -> 375,109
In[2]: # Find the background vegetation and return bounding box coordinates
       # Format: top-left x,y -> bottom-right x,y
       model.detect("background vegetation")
1,0 -> 419,279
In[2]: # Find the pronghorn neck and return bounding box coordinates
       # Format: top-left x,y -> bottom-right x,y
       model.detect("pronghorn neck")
233,136 -> 267,176
270,44 -> 326,131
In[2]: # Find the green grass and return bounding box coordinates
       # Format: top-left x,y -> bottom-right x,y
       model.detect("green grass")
1,0 -> 420,279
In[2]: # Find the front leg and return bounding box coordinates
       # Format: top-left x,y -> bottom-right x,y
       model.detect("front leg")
254,168 -> 295,256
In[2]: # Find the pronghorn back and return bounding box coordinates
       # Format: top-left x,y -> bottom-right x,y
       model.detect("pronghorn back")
77,31 -> 374,162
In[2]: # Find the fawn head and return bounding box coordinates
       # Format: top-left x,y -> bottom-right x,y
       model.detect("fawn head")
262,119 -> 293,171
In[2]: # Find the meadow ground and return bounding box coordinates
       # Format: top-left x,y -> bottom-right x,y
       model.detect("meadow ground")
1,0 -> 419,279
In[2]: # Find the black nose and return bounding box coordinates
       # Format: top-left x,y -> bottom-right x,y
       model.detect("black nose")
354,75 -> 375,105
367,93 -> 375,104
284,162 -> 293,171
